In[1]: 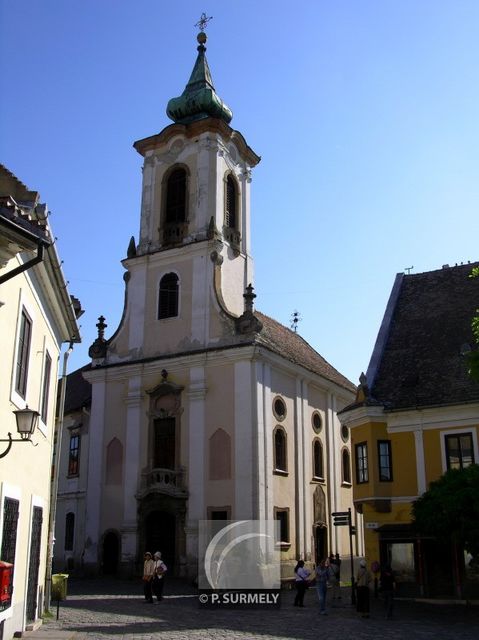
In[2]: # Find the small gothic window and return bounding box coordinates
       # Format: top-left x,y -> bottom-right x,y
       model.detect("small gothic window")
65,512 -> 74,551
342,448 -> 351,484
165,168 -> 186,224
313,439 -> 323,479
158,273 -> 179,319
225,175 -> 237,228
274,427 -> 287,472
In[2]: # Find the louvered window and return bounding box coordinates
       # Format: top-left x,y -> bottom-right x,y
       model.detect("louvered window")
26,506 -> 43,621
165,168 -> 186,224
15,309 -> 32,397
225,175 -> 237,228
40,352 -> 52,423
158,273 -> 179,319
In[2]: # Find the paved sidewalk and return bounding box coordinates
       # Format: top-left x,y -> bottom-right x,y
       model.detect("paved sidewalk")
20,577 -> 479,640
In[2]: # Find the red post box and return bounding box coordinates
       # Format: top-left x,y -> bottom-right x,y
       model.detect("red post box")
0,561 -> 13,608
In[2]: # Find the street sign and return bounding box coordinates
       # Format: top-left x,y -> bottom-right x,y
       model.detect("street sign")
331,511 -> 349,517
333,515 -> 349,526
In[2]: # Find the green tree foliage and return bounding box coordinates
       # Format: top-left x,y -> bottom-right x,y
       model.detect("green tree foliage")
412,464 -> 479,558
469,267 -> 479,382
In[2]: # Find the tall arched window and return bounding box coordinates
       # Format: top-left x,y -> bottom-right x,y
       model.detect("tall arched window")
65,512 -> 75,551
165,168 -> 187,224
158,273 -> 179,319
342,448 -> 351,484
313,439 -> 323,479
225,175 -> 237,229
274,427 -> 287,473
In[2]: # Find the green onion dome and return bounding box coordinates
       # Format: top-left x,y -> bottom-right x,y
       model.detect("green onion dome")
166,32 -> 233,125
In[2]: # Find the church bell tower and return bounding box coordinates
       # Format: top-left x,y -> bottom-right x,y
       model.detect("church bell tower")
118,23 -> 261,361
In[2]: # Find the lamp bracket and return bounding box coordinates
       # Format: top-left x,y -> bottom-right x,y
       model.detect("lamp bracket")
0,433 -> 37,460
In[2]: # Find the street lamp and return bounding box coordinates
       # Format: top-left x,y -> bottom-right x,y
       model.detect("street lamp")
0,406 -> 39,459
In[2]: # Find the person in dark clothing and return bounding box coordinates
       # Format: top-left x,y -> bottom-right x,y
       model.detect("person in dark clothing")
356,559 -> 372,617
380,564 -> 396,618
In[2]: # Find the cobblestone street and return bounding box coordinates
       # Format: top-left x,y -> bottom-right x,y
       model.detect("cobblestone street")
21,578 -> 479,640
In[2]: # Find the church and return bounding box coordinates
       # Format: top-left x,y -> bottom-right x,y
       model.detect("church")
55,26 -> 362,579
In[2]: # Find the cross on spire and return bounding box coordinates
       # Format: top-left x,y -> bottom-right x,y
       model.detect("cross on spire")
195,12 -> 213,32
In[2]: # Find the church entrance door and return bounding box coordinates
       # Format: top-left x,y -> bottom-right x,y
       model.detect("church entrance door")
102,531 -> 120,575
145,511 -> 176,573
315,526 -> 328,564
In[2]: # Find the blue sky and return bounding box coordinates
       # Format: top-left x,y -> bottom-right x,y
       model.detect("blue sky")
1,0 -> 478,384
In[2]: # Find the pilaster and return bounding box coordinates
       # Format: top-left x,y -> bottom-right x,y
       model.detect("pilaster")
120,375 -> 143,567
234,360 -> 254,519
185,366 -> 207,572
83,377 -> 106,570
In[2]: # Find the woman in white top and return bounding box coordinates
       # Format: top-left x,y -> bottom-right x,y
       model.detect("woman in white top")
294,559 -> 311,607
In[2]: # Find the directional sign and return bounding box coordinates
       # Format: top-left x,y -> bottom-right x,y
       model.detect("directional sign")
332,511 -> 349,517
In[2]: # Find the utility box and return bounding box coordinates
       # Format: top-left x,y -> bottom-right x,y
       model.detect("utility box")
51,573 -> 69,601
0,561 -> 13,609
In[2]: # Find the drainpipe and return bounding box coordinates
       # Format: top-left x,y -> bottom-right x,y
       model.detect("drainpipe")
0,239 -> 48,285
44,342 -> 73,612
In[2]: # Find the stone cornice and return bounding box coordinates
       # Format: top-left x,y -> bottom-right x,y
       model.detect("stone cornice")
254,346 -> 355,403
337,404 -> 386,428
133,118 -> 260,167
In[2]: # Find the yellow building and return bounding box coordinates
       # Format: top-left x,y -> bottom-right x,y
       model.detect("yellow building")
339,263 -> 479,598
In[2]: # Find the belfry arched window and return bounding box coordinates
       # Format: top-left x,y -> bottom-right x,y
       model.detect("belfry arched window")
158,273 -> 179,319
225,175 -> 237,229
166,168 -> 186,224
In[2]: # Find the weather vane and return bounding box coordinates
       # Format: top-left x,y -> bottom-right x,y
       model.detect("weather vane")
195,13 -> 213,32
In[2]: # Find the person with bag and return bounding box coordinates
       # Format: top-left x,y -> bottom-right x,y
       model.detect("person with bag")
153,551 -> 168,602
142,551 -> 155,603
356,559 -> 372,618
293,559 -> 310,607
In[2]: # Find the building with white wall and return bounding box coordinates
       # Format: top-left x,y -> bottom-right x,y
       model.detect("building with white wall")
55,29 -> 362,580
0,165 -> 80,637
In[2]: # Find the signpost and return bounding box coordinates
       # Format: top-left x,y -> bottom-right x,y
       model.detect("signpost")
332,508 -> 356,604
